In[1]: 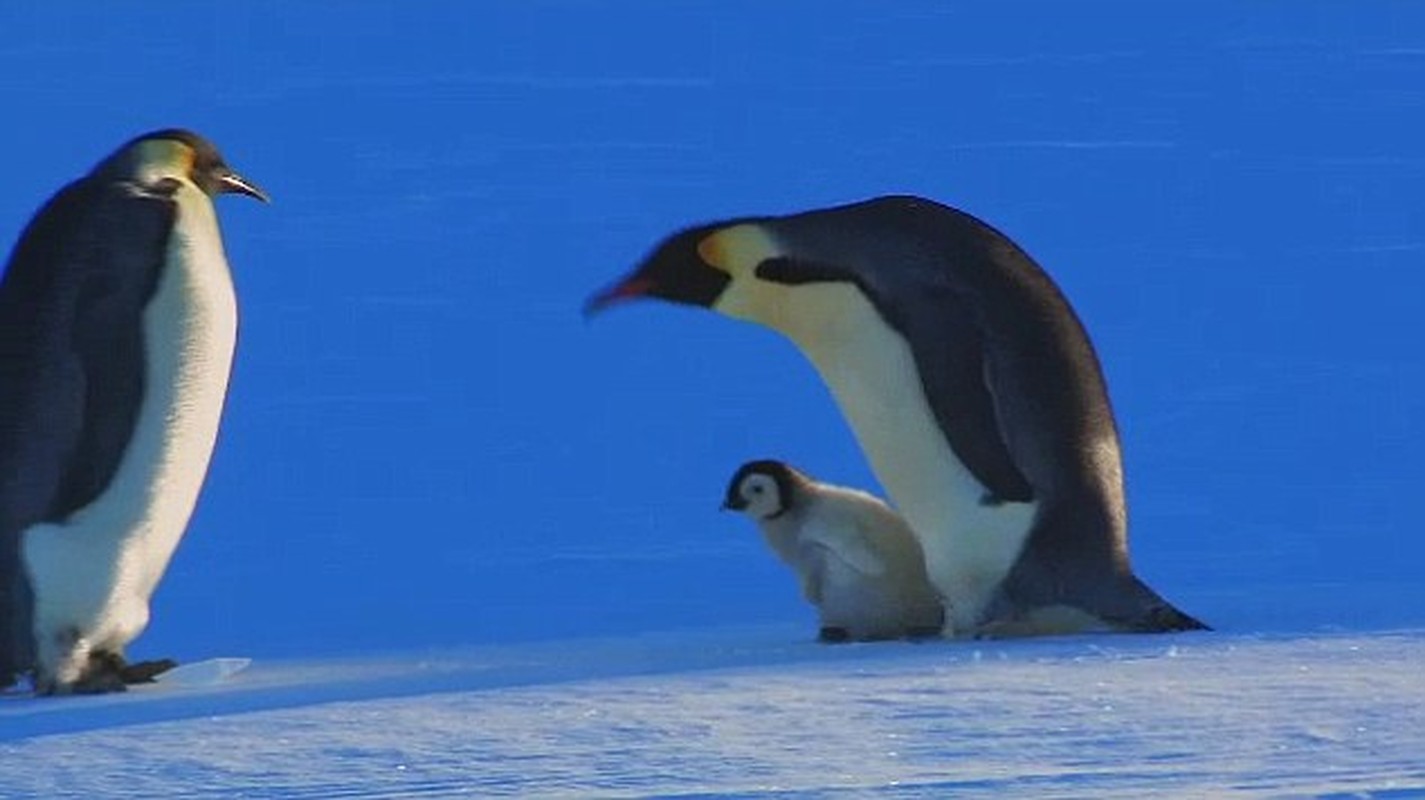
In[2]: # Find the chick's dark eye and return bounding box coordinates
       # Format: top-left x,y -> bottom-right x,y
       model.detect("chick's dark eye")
750,485 -> 763,494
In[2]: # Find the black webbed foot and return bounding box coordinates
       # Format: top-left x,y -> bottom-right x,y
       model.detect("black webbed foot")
120,658 -> 178,684
817,626 -> 852,644
68,652 -> 129,695
903,626 -> 944,642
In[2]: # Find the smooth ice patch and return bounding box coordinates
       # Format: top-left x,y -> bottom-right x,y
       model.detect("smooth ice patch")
152,657 -> 252,686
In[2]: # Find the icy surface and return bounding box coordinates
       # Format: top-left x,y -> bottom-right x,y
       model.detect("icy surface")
4,629 -> 1424,798
151,658 -> 253,687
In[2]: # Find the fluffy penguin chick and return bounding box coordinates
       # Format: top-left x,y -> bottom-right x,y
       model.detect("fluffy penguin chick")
723,460 -> 944,642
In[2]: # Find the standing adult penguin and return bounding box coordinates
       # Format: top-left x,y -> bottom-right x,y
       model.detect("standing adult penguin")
0,129 -> 266,694
587,195 -> 1206,637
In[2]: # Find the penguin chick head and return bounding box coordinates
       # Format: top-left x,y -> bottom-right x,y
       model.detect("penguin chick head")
98,128 -> 269,203
721,459 -> 810,521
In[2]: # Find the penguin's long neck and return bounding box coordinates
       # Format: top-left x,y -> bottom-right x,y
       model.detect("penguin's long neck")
763,283 -> 1038,633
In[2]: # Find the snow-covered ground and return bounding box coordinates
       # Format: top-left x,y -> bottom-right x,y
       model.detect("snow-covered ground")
5,628 -> 1423,798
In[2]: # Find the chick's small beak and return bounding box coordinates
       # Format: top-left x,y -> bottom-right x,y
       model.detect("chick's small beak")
218,170 -> 270,203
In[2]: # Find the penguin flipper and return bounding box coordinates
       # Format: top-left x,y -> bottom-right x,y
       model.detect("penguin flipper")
45,180 -> 176,519
799,518 -> 886,578
756,256 -> 1034,503
796,555 -> 826,605
895,288 -> 1036,504
0,178 -> 108,685
0,179 -> 173,686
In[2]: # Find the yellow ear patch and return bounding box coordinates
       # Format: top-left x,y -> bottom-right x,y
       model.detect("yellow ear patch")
695,233 -> 725,270
134,138 -> 196,176
697,224 -> 781,278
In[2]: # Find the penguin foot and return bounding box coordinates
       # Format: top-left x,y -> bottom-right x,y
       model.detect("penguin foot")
121,658 -> 178,684
903,626 -> 944,642
68,651 -> 130,694
33,652 -> 126,695
974,605 -> 1114,639
71,671 -> 128,694
817,626 -> 852,644
52,654 -> 177,694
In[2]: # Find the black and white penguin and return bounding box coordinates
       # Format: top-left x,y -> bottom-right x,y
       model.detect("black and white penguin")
723,459 -> 944,642
0,129 -> 266,693
588,195 -> 1206,637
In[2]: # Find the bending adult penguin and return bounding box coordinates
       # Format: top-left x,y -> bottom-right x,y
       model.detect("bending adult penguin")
0,129 -> 266,694
723,459 -> 944,642
587,195 -> 1206,637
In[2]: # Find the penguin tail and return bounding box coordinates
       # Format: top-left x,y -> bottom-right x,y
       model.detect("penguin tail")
1141,603 -> 1211,633
1115,577 -> 1211,633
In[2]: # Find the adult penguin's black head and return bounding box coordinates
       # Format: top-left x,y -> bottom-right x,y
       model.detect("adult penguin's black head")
583,223 -> 736,315
99,128 -> 269,203
583,207 -> 867,325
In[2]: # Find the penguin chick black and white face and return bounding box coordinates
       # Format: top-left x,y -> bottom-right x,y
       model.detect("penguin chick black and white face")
721,459 -> 806,521
99,128 -> 269,203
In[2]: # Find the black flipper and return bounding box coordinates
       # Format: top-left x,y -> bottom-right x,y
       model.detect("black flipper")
755,256 -> 1034,503
0,176 -> 175,687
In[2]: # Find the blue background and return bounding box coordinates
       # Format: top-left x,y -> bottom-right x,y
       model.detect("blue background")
1,3 -> 1421,661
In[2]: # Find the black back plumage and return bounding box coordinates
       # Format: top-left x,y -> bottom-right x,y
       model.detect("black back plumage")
0,172 -> 176,685
757,196 -> 1095,506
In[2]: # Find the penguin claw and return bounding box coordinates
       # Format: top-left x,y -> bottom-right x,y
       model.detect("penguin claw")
120,658 -> 179,684
903,626 -> 944,642
43,654 -> 179,694
71,671 -> 129,695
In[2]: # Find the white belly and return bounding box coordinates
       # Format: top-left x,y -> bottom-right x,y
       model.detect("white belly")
23,185 -> 237,682
811,551 -> 893,632
778,285 -> 1038,633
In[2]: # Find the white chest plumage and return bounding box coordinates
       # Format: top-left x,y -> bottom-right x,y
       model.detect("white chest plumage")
778,285 -> 1038,633
23,179 -> 237,684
